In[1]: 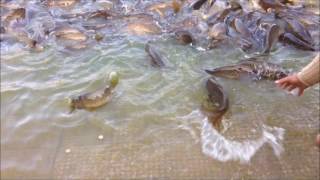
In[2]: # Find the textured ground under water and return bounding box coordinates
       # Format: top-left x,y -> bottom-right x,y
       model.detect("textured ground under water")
1,37 -> 319,179
1,1 -> 320,179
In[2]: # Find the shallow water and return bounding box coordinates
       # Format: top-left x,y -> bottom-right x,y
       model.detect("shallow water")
1,1 -> 320,179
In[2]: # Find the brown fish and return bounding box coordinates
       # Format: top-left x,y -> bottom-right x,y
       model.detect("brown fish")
69,72 -> 119,113
257,0 -> 286,11
55,27 -> 87,41
205,59 -> 288,80
201,78 -> 229,129
45,0 -> 78,8
126,22 -> 161,35
3,8 -> 25,25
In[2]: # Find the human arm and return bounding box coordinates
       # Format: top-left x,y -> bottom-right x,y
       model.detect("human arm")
275,54 -> 320,96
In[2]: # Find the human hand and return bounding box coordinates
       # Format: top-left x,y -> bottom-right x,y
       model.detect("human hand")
275,74 -> 308,96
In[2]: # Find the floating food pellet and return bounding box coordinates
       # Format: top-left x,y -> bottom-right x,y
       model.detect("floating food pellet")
98,135 -> 104,140
65,148 -> 71,153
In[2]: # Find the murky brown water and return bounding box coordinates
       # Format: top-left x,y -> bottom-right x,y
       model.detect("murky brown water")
1,0 -> 319,179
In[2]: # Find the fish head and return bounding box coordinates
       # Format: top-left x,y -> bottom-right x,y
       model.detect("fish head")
175,30 -> 193,45
205,64 -> 253,79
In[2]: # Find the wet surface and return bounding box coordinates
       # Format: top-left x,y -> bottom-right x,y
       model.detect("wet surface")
1,0 -> 320,179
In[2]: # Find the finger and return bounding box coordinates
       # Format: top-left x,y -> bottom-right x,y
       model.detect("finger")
280,82 -> 289,89
287,85 -> 296,91
275,77 -> 289,84
298,88 -> 304,96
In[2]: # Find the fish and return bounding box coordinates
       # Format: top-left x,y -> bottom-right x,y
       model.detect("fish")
280,33 -> 315,51
232,18 -> 252,38
44,0 -> 78,8
68,72 -> 119,113
145,43 -> 166,67
126,22 -> 161,35
283,17 -> 313,45
192,0 -> 208,10
175,30 -> 194,45
55,27 -> 87,41
201,78 -> 229,129
205,59 -> 288,80
208,22 -> 227,40
3,8 -> 25,25
262,23 -> 280,53
257,0 -> 286,11
172,0 -> 181,13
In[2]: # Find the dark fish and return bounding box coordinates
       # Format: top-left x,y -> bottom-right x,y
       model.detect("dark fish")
192,0 -> 208,10
87,10 -> 113,20
201,78 -> 229,129
145,43 -> 165,67
175,30 -> 194,45
262,24 -> 280,53
233,18 -> 251,37
0,27 -> 5,34
205,59 -> 288,80
280,33 -> 315,51
284,17 -> 313,45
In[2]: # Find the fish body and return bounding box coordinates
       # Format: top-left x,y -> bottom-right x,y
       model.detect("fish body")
69,86 -> 113,112
262,23 -> 280,53
145,43 -> 165,67
205,59 -> 288,80
3,8 -> 25,25
283,17 -> 313,45
280,32 -> 315,51
201,78 -> 229,129
69,72 -> 119,113
55,27 -> 87,41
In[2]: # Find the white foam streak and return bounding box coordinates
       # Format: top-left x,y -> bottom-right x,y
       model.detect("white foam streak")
201,118 -> 285,163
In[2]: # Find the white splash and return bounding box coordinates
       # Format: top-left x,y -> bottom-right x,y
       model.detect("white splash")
201,117 -> 285,163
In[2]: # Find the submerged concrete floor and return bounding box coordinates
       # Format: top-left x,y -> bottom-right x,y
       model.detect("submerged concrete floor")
2,120 -> 319,179
52,127 -> 319,179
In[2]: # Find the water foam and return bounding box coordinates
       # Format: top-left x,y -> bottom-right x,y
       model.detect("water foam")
201,117 -> 285,163
177,109 -> 285,163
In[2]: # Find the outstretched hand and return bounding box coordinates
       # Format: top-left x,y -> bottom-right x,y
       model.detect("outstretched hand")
275,74 -> 308,96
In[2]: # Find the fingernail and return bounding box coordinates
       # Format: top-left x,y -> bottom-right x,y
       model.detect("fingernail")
275,81 -> 279,83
